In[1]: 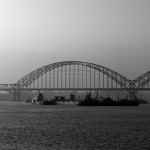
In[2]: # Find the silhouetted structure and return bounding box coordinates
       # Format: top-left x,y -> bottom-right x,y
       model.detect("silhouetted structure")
78,94 -> 140,106
37,93 -> 44,102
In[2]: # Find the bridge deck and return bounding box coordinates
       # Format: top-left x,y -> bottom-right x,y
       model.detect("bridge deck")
0,85 -> 150,91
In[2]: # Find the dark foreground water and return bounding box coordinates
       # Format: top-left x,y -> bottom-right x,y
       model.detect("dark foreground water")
0,101 -> 150,150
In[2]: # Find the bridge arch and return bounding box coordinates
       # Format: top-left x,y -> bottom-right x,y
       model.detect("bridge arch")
133,71 -> 150,91
14,61 -> 131,90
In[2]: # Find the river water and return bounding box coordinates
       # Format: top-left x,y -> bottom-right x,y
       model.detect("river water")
0,101 -> 150,150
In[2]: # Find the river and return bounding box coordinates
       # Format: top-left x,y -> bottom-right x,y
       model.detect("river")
0,101 -> 150,150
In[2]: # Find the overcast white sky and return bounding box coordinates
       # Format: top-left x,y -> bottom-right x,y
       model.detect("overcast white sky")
0,0 -> 150,83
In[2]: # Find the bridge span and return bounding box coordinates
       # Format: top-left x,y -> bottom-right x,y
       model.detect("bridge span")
0,61 -> 150,101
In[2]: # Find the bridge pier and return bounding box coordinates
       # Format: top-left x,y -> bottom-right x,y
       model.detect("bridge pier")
128,91 -> 137,100
13,90 -> 21,101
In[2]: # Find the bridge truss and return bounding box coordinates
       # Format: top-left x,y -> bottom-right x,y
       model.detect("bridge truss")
0,61 -> 150,101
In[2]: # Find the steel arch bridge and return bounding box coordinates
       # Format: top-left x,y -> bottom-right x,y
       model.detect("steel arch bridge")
14,61 -> 132,90
0,61 -> 150,101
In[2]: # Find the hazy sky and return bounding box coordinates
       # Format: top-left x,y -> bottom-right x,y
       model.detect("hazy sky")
0,0 -> 150,83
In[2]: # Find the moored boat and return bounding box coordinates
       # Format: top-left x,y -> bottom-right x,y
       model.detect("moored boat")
77,93 -> 140,106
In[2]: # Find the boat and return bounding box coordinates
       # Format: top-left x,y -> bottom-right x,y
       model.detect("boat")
100,97 -> 140,106
77,93 -> 140,106
77,93 -> 101,106
41,99 -> 57,105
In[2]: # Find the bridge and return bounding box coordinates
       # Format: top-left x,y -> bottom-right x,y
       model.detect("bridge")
0,61 -> 150,101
